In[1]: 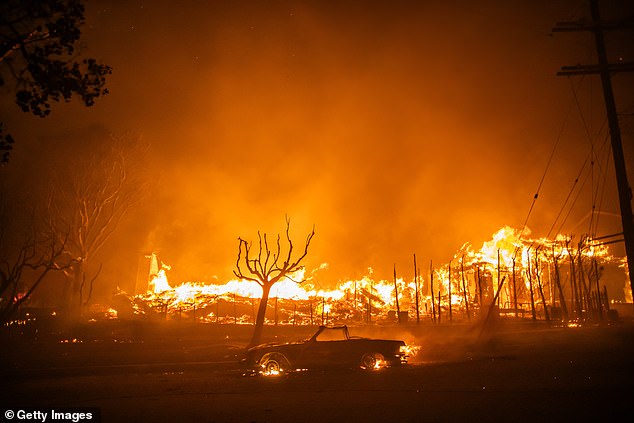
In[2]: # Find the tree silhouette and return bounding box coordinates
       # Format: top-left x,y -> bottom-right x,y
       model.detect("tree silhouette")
47,139 -> 137,314
0,0 -> 111,163
234,217 -> 315,347
0,197 -> 73,324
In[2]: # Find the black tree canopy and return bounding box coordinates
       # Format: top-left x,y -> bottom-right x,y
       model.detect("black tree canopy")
0,0 -> 111,163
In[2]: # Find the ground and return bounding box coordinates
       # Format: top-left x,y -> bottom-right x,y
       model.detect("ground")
2,317 -> 634,422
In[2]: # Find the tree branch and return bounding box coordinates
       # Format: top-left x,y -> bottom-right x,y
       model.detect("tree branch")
233,218 -> 315,288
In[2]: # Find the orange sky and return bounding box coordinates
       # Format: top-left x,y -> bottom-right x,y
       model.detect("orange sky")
1,0 -> 632,295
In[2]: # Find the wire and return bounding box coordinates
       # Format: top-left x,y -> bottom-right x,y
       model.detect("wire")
570,76 -> 596,149
516,77 -> 582,256
537,75 -> 611,242
589,131 -> 612,235
546,152 -> 590,239
567,73 -> 612,238
556,157 -> 592,236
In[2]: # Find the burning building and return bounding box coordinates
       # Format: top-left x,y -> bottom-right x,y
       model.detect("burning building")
118,225 -> 627,325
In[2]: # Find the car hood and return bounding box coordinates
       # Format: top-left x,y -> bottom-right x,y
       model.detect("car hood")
247,340 -> 305,352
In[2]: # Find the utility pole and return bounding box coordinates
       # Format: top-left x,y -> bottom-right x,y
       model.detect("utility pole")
553,0 -> 634,301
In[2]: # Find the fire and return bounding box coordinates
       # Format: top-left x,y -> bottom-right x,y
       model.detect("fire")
401,344 -> 421,357
123,225 -> 622,324
149,269 -> 171,293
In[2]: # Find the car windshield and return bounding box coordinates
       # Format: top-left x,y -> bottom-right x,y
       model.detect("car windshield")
315,328 -> 348,342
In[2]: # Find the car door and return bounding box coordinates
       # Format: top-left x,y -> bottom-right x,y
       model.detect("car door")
301,328 -> 352,368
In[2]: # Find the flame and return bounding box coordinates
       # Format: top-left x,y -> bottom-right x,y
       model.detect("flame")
124,225 -> 621,323
261,368 -> 281,377
401,344 -> 421,357
149,269 -> 171,293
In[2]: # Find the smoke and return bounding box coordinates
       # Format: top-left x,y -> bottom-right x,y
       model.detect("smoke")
1,0 -> 631,298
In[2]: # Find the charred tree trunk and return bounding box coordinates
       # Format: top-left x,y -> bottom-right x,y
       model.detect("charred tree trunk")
552,249 -> 568,323
437,289 -> 442,324
593,258 -> 604,320
234,217 -> 315,349
322,297 -> 326,325
577,243 -> 589,316
496,250 -> 501,308
393,264 -> 400,322
430,260 -> 436,323
476,265 -> 483,316
512,256 -> 519,319
367,283 -> 373,323
414,254 -> 420,325
448,261 -> 452,323
579,240 -> 596,318
354,280 -> 357,315
568,242 -> 582,319
250,284 -> 271,347
534,249 -> 549,321
67,260 -> 85,316
526,249 -> 537,320
479,275 -> 507,338
308,301 -> 312,324
460,255 -> 470,321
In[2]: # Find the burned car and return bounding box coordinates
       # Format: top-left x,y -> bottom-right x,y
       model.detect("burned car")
245,325 -> 409,375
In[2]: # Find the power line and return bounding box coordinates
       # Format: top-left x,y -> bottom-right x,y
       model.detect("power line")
517,77 -> 583,254
554,0 -> 634,298
547,152 -> 590,239
589,131 -> 612,235
518,69 -> 614,247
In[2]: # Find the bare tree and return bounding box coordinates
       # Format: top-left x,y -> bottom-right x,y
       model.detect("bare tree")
0,203 -> 72,324
234,217 -> 315,347
47,140 -> 137,314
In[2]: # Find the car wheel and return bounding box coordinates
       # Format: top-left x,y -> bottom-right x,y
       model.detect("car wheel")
264,359 -> 281,374
259,352 -> 291,376
360,352 -> 385,370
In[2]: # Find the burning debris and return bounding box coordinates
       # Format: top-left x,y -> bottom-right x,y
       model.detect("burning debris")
114,225 -> 626,325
